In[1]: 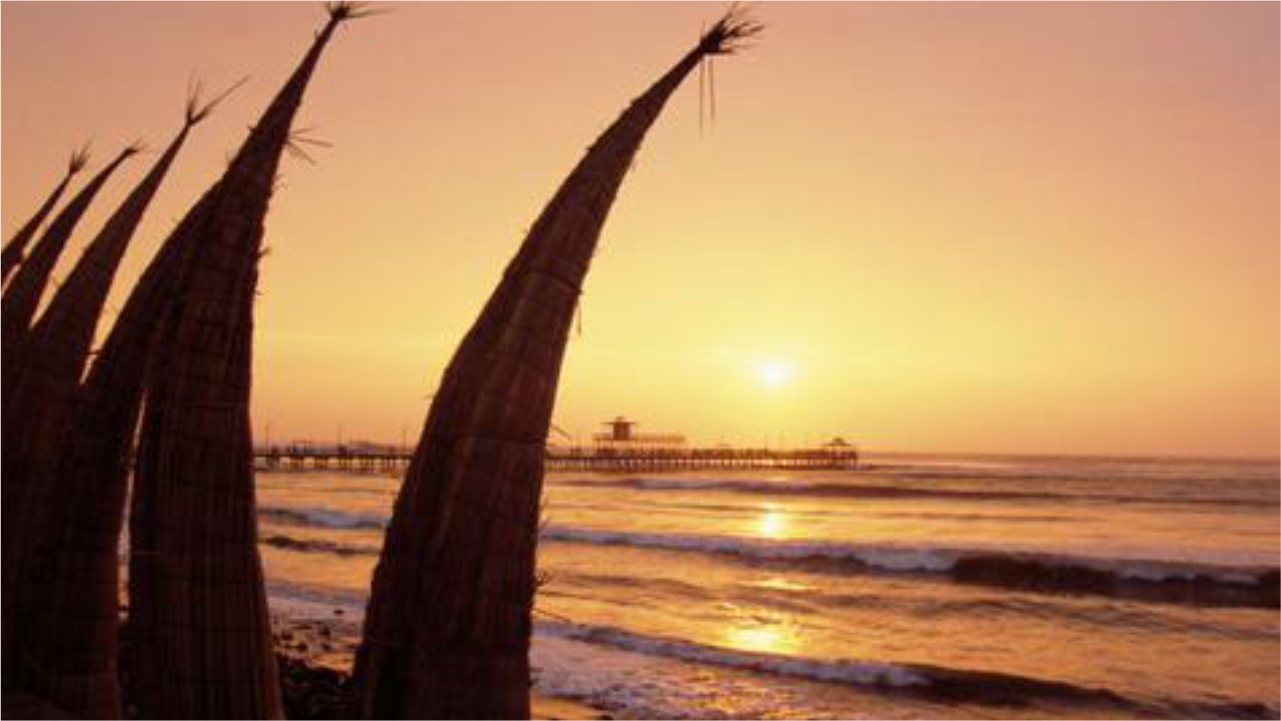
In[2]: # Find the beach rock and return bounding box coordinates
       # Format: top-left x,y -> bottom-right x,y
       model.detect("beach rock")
114,618 -> 354,720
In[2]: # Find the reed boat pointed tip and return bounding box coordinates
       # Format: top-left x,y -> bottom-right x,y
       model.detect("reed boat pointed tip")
186,75 -> 248,128
68,145 -> 91,175
699,3 -> 765,56
326,1 -> 383,24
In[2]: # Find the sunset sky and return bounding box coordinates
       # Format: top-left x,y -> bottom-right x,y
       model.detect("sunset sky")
3,2 -> 1277,458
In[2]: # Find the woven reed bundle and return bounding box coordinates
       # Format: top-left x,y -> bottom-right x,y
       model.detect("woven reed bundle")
352,9 -> 760,719
6,89 -> 229,415
2,182 -> 225,720
0,150 -> 88,285
0,95 -> 228,719
0,681 -> 79,717
0,147 -> 138,373
0,147 -> 139,626
127,5 -> 363,718
1,98 -> 216,519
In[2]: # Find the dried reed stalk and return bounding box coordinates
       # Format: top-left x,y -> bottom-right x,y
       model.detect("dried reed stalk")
0,149 -> 89,285
0,146 -> 138,371
0,678 -> 80,719
352,8 -> 761,718
127,5 -> 363,718
0,147 -> 138,646
0,90 -> 229,719
1,181 -> 224,719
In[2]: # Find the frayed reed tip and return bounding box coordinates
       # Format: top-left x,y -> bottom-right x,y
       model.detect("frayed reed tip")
186,76 -> 249,127
699,3 -> 764,56
68,145 -> 91,175
326,1 -> 383,23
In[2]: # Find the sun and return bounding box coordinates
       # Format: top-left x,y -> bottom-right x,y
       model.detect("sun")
756,360 -> 794,388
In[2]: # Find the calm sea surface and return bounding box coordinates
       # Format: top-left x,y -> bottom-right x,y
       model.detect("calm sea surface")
254,454 -> 1280,719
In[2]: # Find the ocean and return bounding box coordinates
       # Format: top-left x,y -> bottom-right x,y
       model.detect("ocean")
254,454 -> 1280,719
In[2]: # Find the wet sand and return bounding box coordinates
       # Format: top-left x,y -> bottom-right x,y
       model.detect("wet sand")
274,616 -> 611,719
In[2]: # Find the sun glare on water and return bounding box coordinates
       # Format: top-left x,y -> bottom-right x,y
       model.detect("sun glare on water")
722,613 -> 802,656
759,507 -> 788,539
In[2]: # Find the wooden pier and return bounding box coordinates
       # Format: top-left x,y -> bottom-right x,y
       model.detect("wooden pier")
253,445 -> 858,473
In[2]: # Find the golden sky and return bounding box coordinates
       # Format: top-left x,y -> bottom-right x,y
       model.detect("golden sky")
3,2 -> 1278,457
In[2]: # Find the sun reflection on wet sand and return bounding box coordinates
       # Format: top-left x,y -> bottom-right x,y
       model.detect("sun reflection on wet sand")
722,619 -> 802,656
722,607 -> 799,655
748,576 -> 815,593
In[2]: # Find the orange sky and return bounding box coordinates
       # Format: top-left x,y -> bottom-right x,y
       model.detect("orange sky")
3,2 -> 1278,458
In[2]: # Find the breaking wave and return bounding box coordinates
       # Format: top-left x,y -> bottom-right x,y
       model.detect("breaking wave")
260,506 -> 386,531
542,527 -> 1280,608
262,534 -> 380,557
536,620 -> 1278,718
553,475 -> 1274,507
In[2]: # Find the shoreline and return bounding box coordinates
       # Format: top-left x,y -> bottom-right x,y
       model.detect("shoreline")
272,617 -> 614,721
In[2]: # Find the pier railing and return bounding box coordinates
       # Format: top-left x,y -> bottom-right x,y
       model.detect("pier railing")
252,445 -> 859,473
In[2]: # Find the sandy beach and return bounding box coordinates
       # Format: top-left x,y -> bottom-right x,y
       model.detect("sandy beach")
106,612 -> 611,721
273,619 -> 612,721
